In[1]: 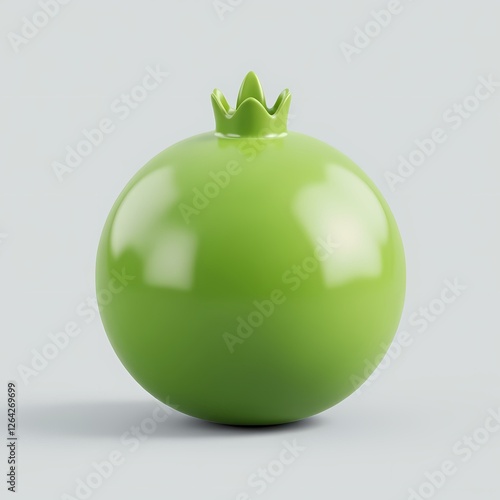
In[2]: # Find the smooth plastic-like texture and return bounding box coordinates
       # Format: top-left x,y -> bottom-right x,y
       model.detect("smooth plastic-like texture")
96,72 -> 406,425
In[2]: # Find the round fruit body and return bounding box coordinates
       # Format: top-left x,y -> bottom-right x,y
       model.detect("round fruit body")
96,130 -> 405,425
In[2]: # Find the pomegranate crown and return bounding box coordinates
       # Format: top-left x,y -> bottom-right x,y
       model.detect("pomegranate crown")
211,71 -> 291,138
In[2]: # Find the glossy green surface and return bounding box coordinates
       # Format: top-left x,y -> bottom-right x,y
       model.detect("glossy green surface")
96,73 -> 405,425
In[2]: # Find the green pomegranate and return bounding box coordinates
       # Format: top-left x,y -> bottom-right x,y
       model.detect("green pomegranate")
96,72 -> 405,425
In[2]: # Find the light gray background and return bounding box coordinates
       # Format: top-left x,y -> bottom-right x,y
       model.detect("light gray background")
1,1 -> 499,499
